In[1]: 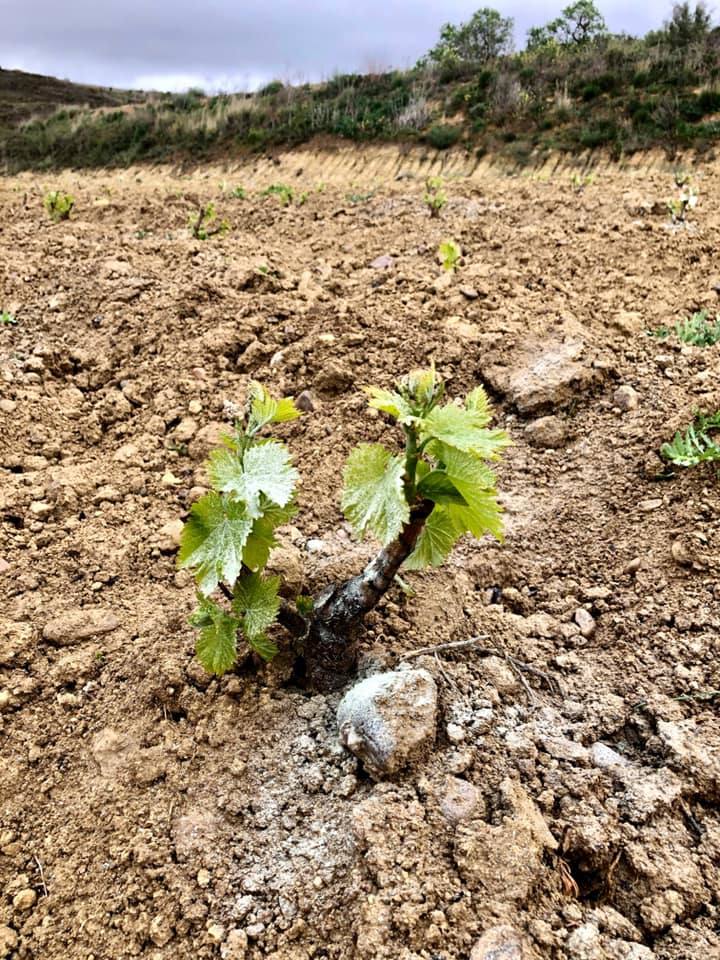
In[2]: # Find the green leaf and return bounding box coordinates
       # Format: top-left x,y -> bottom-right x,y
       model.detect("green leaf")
417,470 -> 467,505
447,493 -> 504,542
342,443 -> 410,545
192,596 -> 240,675
464,386 -> 493,426
233,572 -> 281,638
247,634 -> 279,661
404,507 -> 461,570
207,440 -> 298,517
365,387 -> 415,424
247,382 -> 300,432
435,443 -> 504,540
178,492 -> 253,595
421,404 -> 510,459
243,500 -> 297,570
661,412 -> 720,467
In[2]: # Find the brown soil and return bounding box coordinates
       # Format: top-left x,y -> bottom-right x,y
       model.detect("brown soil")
1,151 -> 719,960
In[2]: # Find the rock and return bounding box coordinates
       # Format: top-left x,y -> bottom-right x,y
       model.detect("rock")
459,285 -> 479,300
605,942 -> 655,960
222,929 -> 249,960
590,742 -> 630,769
621,767 -> 683,822
43,608 -> 120,645
446,722 -> 466,743
12,889 -> 37,911
159,518 -> 184,551
614,385 -> 639,411
539,734 -> 589,764
484,338 -> 605,414
207,922 -> 226,944
336,669 -> 438,778
656,719 -> 720,800
0,926 -> 18,958
173,417 -> 198,442
574,607 -> 596,638
440,776 -> 484,824
295,390 -> 315,412
471,924 -> 536,959
267,544 -> 304,593
370,254 -> 393,269
639,888 -> 684,933
149,913 -> 174,947
0,399 -> 17,414
565,922 -> 604,960
524,415 -> 568,449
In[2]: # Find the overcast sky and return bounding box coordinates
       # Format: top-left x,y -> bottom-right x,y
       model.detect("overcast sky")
1,1 -> 690,93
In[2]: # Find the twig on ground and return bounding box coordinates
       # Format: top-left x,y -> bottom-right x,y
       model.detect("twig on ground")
34,855 -> 48,897
399,635 -> 560,699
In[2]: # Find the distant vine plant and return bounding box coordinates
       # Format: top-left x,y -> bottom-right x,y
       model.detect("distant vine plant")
178,370 -> 509,688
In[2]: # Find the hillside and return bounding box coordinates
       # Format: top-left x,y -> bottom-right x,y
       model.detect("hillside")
0,67 -> 142,129
2,12 -> 720,170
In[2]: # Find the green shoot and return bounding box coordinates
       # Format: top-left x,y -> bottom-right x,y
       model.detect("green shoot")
263,183 -> 294,206
675,310 -> 720,347
439,239 -> 461,271
346,191 -> 374,204
668,176 -> 698,224
570,172 -> 594,193
648,311 -> 720,347
231,186 -> 246,200
661,411 -> 720,469
178,383 -> 301,673
44,191 -> 75,222
353,366 -> 509,567
0,311 -> 17,326
424,176 -> 447,218
189,203 -> 229,240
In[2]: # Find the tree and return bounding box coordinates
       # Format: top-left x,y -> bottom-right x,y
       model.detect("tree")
425,7 -> 515,66
663,2 -> 713,48
527,1 -> 607,50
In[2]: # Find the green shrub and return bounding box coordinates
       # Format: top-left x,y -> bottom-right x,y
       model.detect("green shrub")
427,124 -> 463,149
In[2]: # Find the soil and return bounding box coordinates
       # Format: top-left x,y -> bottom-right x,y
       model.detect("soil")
1,146 -> 719,960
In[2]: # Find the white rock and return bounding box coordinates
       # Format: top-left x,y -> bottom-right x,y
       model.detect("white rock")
574,607 -> 597,638
590,743 -> 629,769
337,669 -> 438,778
471,925 -> 533,959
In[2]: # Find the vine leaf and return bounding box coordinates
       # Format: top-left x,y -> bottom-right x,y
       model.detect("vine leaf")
342,443 -> 409,545
233,572 -> 281,641
178,492 -> 253,595
208,440 -> 298,517
191,595 -> 240,675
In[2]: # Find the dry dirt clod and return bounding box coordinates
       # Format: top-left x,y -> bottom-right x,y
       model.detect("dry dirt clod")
336,668 -> 437,778
613,384 -> 639,411
524,415 -> 568,449
42,607 -> 121,645
0,926 -> 18,959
